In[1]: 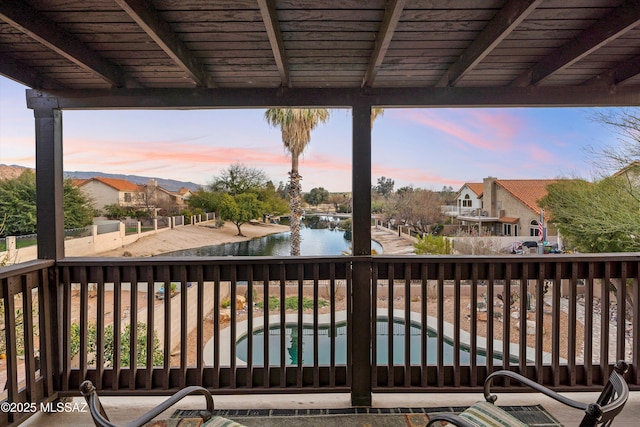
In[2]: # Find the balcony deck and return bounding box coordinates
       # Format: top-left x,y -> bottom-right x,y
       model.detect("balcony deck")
21,391 -> 640,426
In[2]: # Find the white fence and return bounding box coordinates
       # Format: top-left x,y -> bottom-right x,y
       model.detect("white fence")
0,214 -> 216,264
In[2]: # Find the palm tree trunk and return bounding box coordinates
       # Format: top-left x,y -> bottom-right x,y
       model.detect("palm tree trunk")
288,156 -> 303,256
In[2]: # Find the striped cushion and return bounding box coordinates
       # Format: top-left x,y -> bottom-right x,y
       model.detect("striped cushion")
449,401 -> 528,427
201,416 -> 247,427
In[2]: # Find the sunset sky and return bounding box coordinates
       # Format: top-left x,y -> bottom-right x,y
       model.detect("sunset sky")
0,76 -> 624,193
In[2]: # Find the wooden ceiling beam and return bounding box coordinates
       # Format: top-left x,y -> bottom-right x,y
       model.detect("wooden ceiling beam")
27,85 -> 640,110
362,0 -> 406,88
115,0 -> 216,88
0,56 -> 66,90
585,55 -> 640,87
511,0 -> 640,87
257,0 -> 289,87
436,0 -> 542,88
0,0 -> 135,88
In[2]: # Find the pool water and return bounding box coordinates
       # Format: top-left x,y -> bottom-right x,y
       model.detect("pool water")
236,318 -> 505,366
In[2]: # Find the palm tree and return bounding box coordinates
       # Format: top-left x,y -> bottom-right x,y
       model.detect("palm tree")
371,108 -> 384,128
264,108 -> 330,256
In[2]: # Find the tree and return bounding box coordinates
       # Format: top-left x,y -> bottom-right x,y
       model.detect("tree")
210,163 -> 268,196
539,177 -> 640,252
392,188 -> 445,235
186,189 -> 220,213
264,108 -> 330,255
218,192 -> 263,237
375,176 -> 394,199
304,187 -> 329,207
206,164 -> 284,236
0,170 -> 93,236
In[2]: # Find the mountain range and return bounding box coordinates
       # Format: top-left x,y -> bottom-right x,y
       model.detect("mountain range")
0,164 -> 203,192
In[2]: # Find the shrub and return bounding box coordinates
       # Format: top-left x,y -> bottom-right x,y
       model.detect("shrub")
414,234 -> 452,255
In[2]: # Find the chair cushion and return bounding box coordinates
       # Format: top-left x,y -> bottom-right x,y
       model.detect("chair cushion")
201,416 -> 247,427
451,401 -> 528,427
144,419 -> 205,427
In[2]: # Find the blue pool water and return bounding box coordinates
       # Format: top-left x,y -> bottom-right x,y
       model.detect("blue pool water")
236,318 -> 505,366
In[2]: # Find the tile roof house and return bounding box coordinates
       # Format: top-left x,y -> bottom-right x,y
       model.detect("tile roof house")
76,177 -> 146,210
454,177 -> 558,238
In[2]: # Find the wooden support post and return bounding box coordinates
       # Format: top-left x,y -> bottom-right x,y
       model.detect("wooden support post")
34,105 -> 65,260
351,103 -> 372,406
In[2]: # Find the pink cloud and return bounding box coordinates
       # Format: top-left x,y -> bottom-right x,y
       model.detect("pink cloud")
393,109 -> 524,151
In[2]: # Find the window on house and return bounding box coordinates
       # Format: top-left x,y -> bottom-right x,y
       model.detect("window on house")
462,194 -> 472,207
530,220 -> 540,236
503,224 -> 511,236
124,193 -> 131,202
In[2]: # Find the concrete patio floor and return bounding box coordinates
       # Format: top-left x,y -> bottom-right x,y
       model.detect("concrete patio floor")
21,391 -> 640,426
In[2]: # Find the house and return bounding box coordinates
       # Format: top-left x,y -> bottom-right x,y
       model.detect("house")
446,182 -> 483,217
75,177 -> 146,211
75,177 -> 188,215
454,177 -> 558,238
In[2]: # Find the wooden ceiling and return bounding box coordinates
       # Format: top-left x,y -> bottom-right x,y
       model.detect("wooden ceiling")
2,0 -> 640,107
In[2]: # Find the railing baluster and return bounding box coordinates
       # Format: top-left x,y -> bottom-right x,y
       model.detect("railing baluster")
404,263 -> 411,387
600,262 -> 610,380
195,265 -> 204,384
279,263 -> 286,387
535,262 -> 544,384
61,266 -> 71,391
502,264 -> 512,371
212,264 -> 221,389
143,265 -> 153,390
262,263 -> 270,388
230,264 -> 237,388
387,263 -> 394,387
569,262 -> 578,386
178,266 -> 187,389
420,262 -> 428,387
296,263 -> 303,387
246,265 -> 253,389
129,265 -> 138,390
113,267 -> 122,390
470,262 -> 478,387
160,265 -> 170,390
585,262 -> 594,385
78,267 -> 88,383
453,263 -> 461,387
330,263 -> 337,388
22,274 -> 36,404
313,263 -> 319,388
96,267 -> 105,390
519,264 -> 527,375
552,262 -> 561,386
617,261 -> 627,363
486,263 -> 495,375
437,262 -> 444,387
633,261 -> 640,385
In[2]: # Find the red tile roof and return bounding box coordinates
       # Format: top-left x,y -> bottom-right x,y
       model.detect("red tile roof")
495,179 -> 558,215
79,177 -> 142,191
466,183 -> 484,197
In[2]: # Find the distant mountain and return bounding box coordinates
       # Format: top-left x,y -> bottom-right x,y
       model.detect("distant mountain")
0,164 -> 203,192
65,171 -> 203,192
0,164 -> 30,181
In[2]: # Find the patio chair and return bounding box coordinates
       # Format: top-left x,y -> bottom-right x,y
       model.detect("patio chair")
426,360 -> 629,427
80,380 -> 246,427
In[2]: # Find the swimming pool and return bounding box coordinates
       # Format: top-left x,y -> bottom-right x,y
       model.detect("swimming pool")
235,317 -> 507,366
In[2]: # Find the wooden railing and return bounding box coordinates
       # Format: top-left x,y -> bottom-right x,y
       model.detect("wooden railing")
1,254 -> 639,425
0,260 -> 56,426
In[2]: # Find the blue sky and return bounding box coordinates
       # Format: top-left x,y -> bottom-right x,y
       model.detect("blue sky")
0,76 -> 621,192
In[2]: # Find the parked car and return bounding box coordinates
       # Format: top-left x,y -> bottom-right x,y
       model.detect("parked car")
521,241 -> 538,248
